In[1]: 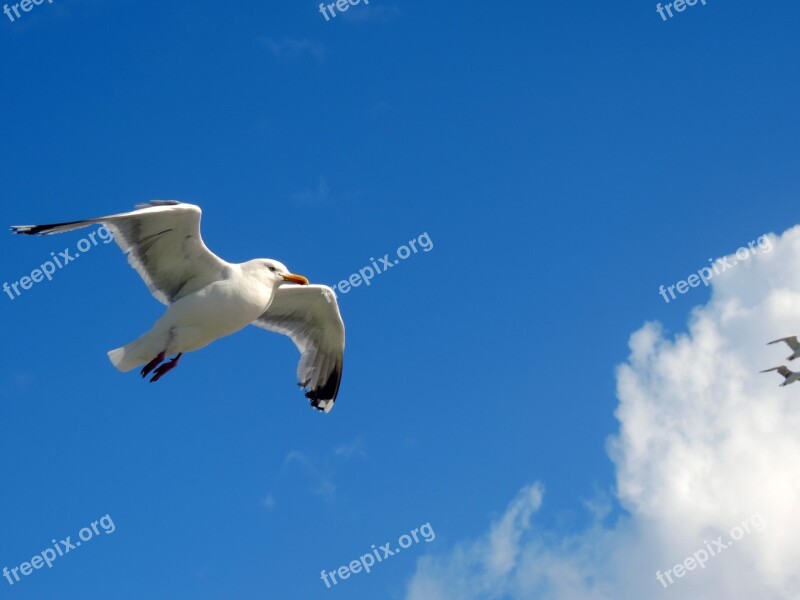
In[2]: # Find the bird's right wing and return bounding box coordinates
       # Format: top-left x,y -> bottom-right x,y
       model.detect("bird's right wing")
12,201 -> 229,305
253,284 -> 345,413
768,336 -> 800,350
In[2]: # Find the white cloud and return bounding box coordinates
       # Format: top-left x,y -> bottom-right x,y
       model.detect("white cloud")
405,227 -> 800,599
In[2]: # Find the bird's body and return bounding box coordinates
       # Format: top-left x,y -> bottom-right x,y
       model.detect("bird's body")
767,336 -> 800,361
12,201 -> 344,412
109,271 -> 274,370
760,365 -> 800,387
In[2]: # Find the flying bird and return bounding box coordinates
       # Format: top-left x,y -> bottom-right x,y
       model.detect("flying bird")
759,365 -> 800,387
767,336 -> 800,361
11,201 -> 344,412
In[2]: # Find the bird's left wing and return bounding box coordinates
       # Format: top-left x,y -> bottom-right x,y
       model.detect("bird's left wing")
253,284 -> 345,413
761,365 -> 791,376
12,201 -> 229,305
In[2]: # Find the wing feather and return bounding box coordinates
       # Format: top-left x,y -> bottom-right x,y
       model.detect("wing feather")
12,201 -> 229,305
254,284 -> 345,413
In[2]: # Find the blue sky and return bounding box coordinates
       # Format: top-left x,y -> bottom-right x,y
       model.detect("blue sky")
2,1 -> 800,598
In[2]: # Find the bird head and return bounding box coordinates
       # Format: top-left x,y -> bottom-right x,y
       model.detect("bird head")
254,259 -> 309,286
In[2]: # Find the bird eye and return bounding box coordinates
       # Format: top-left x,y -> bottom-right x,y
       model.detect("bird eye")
268,266 -> 276,272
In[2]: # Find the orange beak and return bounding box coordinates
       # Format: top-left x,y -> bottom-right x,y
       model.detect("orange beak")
282,273 -> 309,285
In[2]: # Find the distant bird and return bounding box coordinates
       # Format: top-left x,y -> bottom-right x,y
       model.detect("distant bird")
12,201 -> 345,412
760,365 -> 800,387
768,336 -> 800,361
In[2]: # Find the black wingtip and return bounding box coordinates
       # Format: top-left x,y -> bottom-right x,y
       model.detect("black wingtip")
10,219 -> 87,236
304,361 -> 343,412
306,395 -> 331,412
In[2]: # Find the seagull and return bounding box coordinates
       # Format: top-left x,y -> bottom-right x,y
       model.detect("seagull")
760,365 -> 800,387
11,201 -> 344,412
767,336 -> 800,361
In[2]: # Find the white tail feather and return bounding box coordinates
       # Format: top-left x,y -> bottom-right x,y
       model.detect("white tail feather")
108,346 -> 139,372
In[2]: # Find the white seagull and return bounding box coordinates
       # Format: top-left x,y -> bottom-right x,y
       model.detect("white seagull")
767,336 -> 800,361
760,365 -> 800,387
12,201 -> 345,412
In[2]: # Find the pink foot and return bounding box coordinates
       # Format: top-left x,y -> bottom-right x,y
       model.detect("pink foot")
141,352 -> 166,378
150,353 -> 183,383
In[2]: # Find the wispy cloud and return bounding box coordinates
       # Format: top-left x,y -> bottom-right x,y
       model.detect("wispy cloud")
368,101 -> 393,116
406,484 -> 545,600
290,177 -> 363,207
334,438 -> 367,459
259,37 -> 325,62
405,227 -> 800,599
291,177 -> 330,206
285,450 -> 337,501
264,439 -> 367,506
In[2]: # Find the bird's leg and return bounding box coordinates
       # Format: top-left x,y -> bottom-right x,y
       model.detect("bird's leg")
141,351 -> 167,378
150,353 -> 183,383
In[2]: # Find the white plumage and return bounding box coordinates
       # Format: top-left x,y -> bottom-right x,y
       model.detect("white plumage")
12,201 -> 344,412
760,365 -> 800,387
